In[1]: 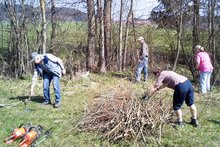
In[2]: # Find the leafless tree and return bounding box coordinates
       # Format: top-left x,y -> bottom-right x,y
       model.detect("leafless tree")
103,0 -> 112,69
97,0 -> 107,73
192,0 -> 200,48
207,0 -> 217,84
5,0 -> 29,77
50,0 -> 57,52
118,0 -> 124,71
40,0 -> 47,53
122,0 -> 133,71
86,0 -> 96,71
172,0 -> 183,71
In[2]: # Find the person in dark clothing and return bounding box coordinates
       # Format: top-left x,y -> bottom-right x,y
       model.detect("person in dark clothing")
149,69 -> 199,127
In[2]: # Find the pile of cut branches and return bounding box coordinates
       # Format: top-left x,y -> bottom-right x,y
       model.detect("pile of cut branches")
76,87 -> 172,144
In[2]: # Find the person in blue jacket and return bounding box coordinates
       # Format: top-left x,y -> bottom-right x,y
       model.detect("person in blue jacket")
30,52 -> 66,108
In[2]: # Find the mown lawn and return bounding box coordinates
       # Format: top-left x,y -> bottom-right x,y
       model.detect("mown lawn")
0,73 -> 220,147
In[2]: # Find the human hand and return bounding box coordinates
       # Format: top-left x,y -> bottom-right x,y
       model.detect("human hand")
149,88 -> 156,96
62,69 -> 66,75
30,90 -> 35,97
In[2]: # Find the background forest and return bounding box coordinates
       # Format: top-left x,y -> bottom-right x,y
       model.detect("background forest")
0,0 -> 219,81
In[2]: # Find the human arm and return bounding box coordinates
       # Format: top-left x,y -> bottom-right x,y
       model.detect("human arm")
149,84 -> 165,96
140,43 -> 149,59
195,54 -> 200,70
30,70 -> 38,96
149,73 -> 165,96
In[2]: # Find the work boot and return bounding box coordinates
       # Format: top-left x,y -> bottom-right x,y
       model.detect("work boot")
174,119 -> 184,128
42,101 -> 51,105
132,80 -> 140,84
54,102 -> 61,108
190,118 -> 199,127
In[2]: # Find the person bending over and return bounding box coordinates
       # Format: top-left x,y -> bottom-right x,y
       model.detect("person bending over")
149,69 -> 199,127
30,52 -> 66,108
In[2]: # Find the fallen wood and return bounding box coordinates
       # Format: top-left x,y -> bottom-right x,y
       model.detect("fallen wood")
77,86 -> 172,144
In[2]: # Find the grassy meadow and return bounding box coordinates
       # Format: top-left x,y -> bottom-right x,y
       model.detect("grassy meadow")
0,73 -> 220,146
0,21 -> 219,146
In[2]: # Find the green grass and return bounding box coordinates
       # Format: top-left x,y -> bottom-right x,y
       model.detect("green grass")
0,74 -> 220,146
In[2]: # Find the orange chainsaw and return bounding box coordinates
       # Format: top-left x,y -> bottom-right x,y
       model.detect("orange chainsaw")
19,125 -> 43,147
4,124 -> 32,144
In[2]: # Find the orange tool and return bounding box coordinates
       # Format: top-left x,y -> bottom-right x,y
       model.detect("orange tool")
19,125 -> 43,147
4,124 -> 31,144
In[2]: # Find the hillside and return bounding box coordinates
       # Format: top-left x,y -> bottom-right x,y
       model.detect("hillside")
0,3 -> 87,22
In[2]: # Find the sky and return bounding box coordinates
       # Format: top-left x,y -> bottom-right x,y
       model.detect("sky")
111,0 -> 160,19
125,0 -> 160,19
13,0 -> 160,19
56,0 -> 160,19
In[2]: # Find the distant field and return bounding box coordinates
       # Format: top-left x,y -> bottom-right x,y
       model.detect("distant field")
0,21 -> 203,53
0,73 -> 219,146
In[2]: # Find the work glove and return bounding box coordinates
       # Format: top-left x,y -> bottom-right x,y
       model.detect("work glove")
141,94 -> 150,101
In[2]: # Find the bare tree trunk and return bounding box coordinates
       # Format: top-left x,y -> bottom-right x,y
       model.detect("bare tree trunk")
40,0 -> 47,53
192,0 -> 200,48
118,0 -> 123,71
208,0 -> 216,84
20,0 -> 26,75
208,0 -> 215,53
50,0 -> 57,52
87,0 -> 96,71
122,0 -> 133,71
189,0 -> 200,81
130,11 -> 137,68
172,11 -> 183,71
1,22 -> 3,49
97,0 -> 106,73
104,0 -> 112,70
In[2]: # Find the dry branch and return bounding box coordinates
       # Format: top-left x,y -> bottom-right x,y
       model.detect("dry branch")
76,87 -> 172,144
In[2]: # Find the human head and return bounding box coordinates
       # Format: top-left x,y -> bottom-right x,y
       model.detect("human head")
194,45 -> 204,52
200,46 -> 205,51
137,36 -> 145,43
153,68 -> 162,77
30,52 -> 42,64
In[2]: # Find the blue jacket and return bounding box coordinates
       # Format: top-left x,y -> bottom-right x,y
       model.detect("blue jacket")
35,54 -> 62,77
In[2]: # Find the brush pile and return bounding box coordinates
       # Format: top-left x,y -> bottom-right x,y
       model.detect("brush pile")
77,87 -> 172,144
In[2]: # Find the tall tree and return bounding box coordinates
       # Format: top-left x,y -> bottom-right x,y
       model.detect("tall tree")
104,0 -> 112,69
118,0 -> 124,71
50,0 -> 57,52
122,0 -> 133,71
40,0 -> 46,53
172,0 -> 183,71
5,0 -> 29,77
97,0 -> 106,72
0,22 -> 3,49
87,0 -> 96,71
192,0 -> 200,48
208,0 -> 216,83
208,0 -> 216,52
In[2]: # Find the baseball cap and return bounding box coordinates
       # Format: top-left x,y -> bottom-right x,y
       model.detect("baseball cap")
30,52 -> 39,62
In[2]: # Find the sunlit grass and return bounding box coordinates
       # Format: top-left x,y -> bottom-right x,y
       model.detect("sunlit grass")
0,73 -> 219,146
